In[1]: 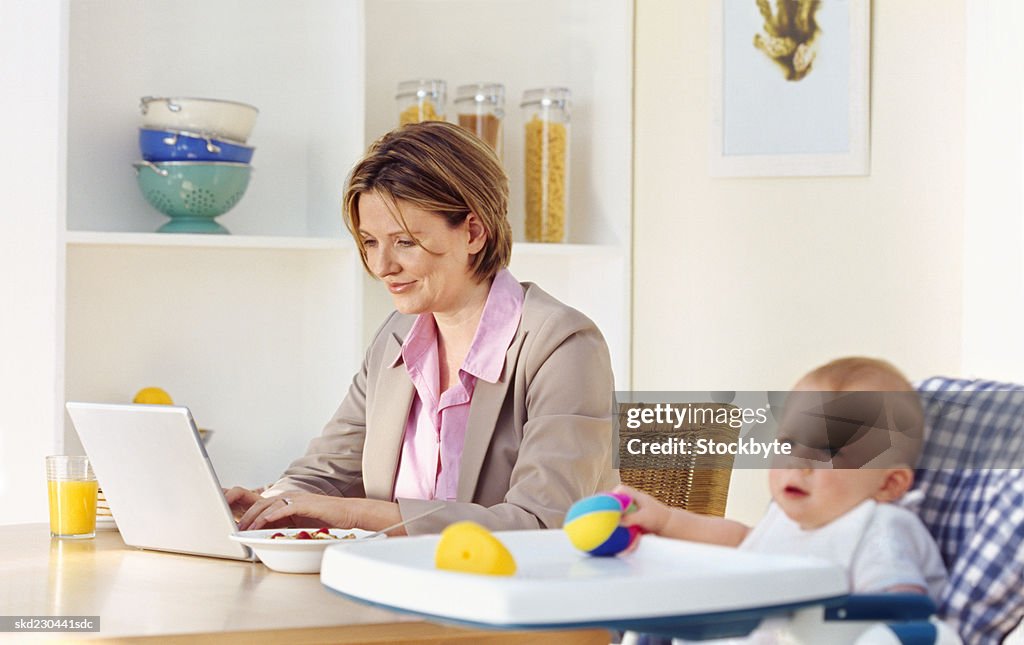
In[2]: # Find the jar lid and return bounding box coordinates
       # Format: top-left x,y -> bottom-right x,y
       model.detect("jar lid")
520,87 -> 571,110
396,79 -> 447,101
454,83 -> 505,106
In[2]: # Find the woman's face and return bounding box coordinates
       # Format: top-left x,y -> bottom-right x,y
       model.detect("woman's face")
357,191 -> 485,316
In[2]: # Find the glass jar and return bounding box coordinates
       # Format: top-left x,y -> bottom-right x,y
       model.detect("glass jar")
454,83 -> 504,158
521,88 -> 570,243
395,79 -> 446,126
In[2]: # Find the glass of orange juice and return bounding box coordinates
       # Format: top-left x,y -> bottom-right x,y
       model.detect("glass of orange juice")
46,455 -> 98,539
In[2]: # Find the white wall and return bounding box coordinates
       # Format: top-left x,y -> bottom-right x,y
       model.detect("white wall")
0,0 -> 64,524
963,0 -> 1024,384
633,0 -> 967,523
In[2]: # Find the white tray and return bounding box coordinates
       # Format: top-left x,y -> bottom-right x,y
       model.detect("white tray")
320,530 -> 848,634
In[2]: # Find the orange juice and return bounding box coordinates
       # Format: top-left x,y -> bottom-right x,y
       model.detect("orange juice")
48,479 -> 99,537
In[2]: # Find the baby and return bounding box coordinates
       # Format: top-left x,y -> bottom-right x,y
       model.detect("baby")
618,357 -> 947,600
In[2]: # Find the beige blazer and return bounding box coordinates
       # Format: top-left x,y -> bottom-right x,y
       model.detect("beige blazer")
270,281 -> 618,534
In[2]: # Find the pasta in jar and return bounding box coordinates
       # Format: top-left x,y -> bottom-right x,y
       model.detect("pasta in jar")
521,88 -> 571,243
396,79 -> 446,126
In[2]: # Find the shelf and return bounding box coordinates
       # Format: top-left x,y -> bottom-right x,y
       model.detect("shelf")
63,233 -> 616,257
66,0 -> 364,238
364,0 -> 632,247
64,242 -> 364,487
65,231 -> 355,252
512,242 -> 622,258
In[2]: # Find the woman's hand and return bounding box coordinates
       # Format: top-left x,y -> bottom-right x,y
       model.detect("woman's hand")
223,486 -> 265,522
235,493 -> 297,530
239,493 -> 404,533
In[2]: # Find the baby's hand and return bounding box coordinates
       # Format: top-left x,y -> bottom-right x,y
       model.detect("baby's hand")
612,485 -> 672,536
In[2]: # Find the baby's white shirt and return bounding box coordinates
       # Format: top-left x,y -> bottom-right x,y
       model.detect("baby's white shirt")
740,498 -> 947,601
664,500 -> 948,645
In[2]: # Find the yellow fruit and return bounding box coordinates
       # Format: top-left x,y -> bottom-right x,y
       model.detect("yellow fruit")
435,521 -> 516,576
133,387 -> 173,405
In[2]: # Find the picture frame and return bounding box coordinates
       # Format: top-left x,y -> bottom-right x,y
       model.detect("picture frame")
710,0 -> 870,177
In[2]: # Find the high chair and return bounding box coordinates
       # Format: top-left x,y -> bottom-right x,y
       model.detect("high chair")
628,378 -> 1024,644
910,377 -> 1024,644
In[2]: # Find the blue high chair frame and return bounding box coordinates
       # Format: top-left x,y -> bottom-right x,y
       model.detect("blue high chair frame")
623,593 -> 944,643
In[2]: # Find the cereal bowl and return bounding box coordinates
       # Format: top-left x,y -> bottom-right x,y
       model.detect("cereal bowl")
230,528 -> 384,574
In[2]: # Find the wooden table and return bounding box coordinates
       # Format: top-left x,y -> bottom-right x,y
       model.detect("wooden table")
0,524 -> 609,644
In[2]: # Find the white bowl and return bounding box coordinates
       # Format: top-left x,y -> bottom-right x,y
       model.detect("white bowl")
229,528 -> 384,574
140,96 -> 259,143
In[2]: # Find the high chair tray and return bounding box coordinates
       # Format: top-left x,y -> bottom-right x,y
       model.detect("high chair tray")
320,530 -> 849,634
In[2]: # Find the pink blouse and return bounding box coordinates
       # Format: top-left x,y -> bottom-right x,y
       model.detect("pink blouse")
392,269 -> 524,502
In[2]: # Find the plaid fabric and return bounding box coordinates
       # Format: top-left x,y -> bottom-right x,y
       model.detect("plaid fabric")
913,377 -> 1024,645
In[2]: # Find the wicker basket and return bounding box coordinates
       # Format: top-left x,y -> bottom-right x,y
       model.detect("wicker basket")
618,402 -> 739,516
96,487 -> 111,518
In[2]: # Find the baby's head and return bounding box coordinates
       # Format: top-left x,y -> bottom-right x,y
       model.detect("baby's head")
770,357 -> 924,530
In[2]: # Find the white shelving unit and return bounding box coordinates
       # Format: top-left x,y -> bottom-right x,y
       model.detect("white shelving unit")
65,231 -> 356,251
59,0 -> 633,488
66,0 -> 365,238
64,243 -> 362,487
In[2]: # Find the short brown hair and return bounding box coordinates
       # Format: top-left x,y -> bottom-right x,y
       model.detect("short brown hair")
342,121 -> 512,282
798,357 -> 916,393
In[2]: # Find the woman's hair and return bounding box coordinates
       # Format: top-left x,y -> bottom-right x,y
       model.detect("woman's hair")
342,121 -> 512,282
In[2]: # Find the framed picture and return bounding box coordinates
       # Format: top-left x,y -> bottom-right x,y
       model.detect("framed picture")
710,0 -> 870,177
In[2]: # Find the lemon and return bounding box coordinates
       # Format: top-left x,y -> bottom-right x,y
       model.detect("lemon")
435,521 -> 516,576
133,387 -> 174,405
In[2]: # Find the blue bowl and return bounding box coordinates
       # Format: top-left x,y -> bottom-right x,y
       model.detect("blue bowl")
139,128 -> 255,164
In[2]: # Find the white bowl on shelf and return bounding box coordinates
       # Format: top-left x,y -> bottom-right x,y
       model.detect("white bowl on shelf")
139,96 -> 259,143
229,528 -> 385,574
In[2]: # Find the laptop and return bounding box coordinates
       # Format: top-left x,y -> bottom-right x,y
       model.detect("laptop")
65,402 -> 253,561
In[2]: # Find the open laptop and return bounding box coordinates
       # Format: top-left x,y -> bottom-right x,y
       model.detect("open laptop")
65,402 -> 253,561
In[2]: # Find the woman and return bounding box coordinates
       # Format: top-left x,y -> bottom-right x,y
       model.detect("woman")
228,121 -> 617,535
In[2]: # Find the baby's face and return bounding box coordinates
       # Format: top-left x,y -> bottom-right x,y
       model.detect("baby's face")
769,376 -> 910,529
768,467 -> 894,530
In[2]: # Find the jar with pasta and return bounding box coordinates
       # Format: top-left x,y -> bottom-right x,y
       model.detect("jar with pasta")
521,87 -> 570,243
396,79 -> 446,126
455,83 -> 504,158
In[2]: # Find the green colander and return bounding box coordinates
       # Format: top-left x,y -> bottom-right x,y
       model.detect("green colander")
133,161 -> 252,234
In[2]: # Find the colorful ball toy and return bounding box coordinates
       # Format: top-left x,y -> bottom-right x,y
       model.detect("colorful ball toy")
564,492 -> 643,556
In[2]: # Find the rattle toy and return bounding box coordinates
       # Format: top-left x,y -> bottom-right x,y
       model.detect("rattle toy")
435,520 -> 517,576
564,492 -> 643,556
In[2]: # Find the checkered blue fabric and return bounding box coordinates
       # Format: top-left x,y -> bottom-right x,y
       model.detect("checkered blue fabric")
912,377 -> 1024,645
